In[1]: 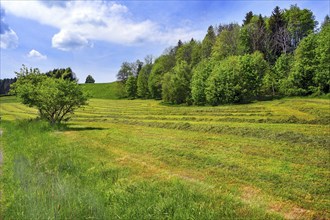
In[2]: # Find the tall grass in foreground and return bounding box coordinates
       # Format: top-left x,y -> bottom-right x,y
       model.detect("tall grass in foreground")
0,120 -> 279,219
0,120 -> 107,219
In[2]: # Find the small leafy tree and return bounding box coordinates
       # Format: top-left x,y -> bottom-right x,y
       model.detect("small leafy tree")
10,65 -> 88,124
85,75 -> 95,83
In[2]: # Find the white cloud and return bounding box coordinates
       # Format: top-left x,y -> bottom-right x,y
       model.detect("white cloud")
27,49 -> 47,59
0,28 -> 18,49
52,30 -> 93,51
1,1 -> 203,51
1,8 -> 18,49
109,3 -> 128,14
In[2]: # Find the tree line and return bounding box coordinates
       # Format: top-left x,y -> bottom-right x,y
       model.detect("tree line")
0,78 -> 17,95
117,5 -> 330,105
0,67 -> 77,95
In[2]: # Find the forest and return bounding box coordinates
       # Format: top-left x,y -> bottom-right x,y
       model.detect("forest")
0,78 -> 16,95
117,5 -> 330,105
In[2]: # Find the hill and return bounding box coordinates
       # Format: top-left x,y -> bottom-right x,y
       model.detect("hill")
80,82 -> 121,99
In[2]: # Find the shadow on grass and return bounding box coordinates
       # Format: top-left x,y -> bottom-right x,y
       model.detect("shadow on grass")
159,95 -> 286,107
9,119 -> 108,133
58,122 -> 107,132
63,126 -> 107,131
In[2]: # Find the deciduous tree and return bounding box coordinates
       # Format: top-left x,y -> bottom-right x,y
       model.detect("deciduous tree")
125,76 -> 137,99
212,24 -> 242,61
191,59 -> 214,105
284,5 -> 317,49
137,63 -> 152,98
11,65 -> 87,124
85,75 -> 95,83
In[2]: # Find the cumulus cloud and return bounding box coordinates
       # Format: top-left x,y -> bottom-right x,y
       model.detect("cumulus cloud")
1,1 -> 203,51
52,30 -> 93,51
27,49 -> 47,59
0,8 -> 18,49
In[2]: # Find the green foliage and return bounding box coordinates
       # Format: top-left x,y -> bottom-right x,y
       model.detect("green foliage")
85,75 -> 95,83
190,40 -> 202,68
175,41 -> 193,65
10,65 -> 87,124
0,77 -> 17,95
117,60 -> 142,83
191,59 -> 214,105
116,5 -> 328,104
206,56 -> 240,105
238,51 -> 268,99
269,6 -> 285,34
314,23 -> 330,94
212,24 -> 242,61
274,54 -> 293,80
278,19 -> 328,96
148,72 -> 162,99
161,72 -> 173,103
172,61 -> 192,104
206,52 -> 268,105
125,76 -> 137,99
46,67 -> 76,81
243,11 -> 253,26
162,61 -> 192,104
321,15 -> 330,28
239,25 -> 252,54
148,54 -> 175,99
137,64 -> 152,98
283,5 -> 317,48
285,33 -> 318,95
201,25 -> 216,59
240,15 -> 269,57
174,39 -> 202,70
117,62 -> 133,82
263,54 -> 293,96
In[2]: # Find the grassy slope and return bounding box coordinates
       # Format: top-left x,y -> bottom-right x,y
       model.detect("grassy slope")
80,82 -> 120,99
0,97 -> 329,219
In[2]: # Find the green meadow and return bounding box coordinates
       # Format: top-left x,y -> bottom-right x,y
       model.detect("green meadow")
79,82 -> 122,100
0,95 -> 329,219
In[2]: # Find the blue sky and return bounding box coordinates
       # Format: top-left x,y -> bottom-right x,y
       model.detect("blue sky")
1,0 -> 329,83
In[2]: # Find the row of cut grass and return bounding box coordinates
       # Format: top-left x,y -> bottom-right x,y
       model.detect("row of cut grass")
0,96 -> 329,219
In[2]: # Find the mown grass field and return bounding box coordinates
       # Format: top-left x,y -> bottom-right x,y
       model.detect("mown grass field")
0,95 -> 329,219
